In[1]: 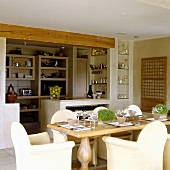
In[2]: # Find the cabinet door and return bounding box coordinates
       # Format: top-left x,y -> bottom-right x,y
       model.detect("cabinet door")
75,59 -> 88,97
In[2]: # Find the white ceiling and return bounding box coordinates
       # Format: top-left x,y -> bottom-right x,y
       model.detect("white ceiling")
1,0 -> 170,41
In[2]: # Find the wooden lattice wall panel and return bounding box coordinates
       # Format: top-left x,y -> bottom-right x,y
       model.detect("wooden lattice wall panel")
141,57 -> 167,112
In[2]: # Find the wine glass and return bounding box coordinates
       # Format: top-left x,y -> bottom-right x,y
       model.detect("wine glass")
91,112 -> 98,129
75,110 -> 83,125
88,112 -> 93,128
82,112 -> 88,125
115,109 -> 126,117
127,107 -> 137,123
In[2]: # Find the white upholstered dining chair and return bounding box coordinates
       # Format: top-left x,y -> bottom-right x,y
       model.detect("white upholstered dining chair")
127,104 -> 143,116
51,109 -> 97,166
163,134 -> 170,170
11,122 -> 75,170
93,106 -> 133,160
102,121 -> 167,170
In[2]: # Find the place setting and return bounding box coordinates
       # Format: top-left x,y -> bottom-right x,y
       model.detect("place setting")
144,104 -> 169,122
56,111 -> 98,132
107,109 -> 133,127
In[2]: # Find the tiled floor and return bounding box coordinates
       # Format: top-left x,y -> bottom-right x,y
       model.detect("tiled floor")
0,148 -> 107,170
0,148 -> 16,170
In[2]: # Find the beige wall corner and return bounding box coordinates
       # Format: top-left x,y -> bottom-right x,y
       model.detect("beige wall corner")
0,37 -> 6,104
0,104 -> 19,149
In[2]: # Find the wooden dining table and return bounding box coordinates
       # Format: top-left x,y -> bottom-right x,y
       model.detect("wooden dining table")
47,118 -> 170,170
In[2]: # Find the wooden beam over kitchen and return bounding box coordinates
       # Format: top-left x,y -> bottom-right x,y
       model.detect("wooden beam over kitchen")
0,23 -> 115,48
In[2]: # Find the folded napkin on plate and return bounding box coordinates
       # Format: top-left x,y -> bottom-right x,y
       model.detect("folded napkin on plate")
73,127 -> 91,132
59,124 -> 84,129
108,122 -> 133,127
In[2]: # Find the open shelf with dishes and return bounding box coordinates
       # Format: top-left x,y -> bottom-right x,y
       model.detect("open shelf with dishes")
117,41 -> 129,99
6,54 -> 35,80
90,53 -> 108,98
38,55 -> 68,96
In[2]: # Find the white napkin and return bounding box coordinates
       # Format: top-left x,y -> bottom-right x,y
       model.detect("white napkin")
59,124 -> 84,129
108,122 -> 133,127
73,127 -> 91,132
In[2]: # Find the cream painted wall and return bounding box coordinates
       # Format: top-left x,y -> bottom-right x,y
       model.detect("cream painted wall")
0,37 -> 20,149
133,36 -> 170,109
0,38 -> 6,104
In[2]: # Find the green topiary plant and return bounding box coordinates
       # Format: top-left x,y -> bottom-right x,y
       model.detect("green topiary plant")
98,109 -> 115,122
155,104 -> 169,115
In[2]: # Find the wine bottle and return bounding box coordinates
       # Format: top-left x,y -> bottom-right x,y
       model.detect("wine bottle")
87,85 -> 93,98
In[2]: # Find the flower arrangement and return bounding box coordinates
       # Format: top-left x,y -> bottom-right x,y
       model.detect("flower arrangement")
49,85 -> 61,99
155,104 -> 169,115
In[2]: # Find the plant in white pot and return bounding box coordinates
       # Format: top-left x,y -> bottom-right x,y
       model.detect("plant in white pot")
152,104 -> 169,120
98,109 -> 115,123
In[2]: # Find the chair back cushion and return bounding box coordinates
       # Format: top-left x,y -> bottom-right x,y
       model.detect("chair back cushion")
51,109 -> 76,124
11,122 -> 30,150
93,106 -> 108,114
137,121 -> 167,169
51,109 -> 76,143
127,104 -> 142,116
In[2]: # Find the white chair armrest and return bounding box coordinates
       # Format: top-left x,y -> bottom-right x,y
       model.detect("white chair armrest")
102,136 -> 139,150
28,132 -> 50,145
29,141 -> 75,153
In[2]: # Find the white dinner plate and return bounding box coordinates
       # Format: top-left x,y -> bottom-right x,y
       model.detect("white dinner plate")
108,122 -> 133,127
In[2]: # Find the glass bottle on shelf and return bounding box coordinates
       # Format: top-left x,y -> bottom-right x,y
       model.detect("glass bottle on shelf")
87,85 -> 93,98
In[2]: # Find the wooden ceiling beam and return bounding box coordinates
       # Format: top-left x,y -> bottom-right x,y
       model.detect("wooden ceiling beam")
0,23 -> 115,48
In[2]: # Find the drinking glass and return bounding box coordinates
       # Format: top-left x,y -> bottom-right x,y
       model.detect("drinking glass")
91,112 -> 98,129
82,112 -> 88,125
115,109 -> 123,117
127,108 -> 137,117
127,107 -> 137,123
88,112 -> 93,128
75,110 -> 83,125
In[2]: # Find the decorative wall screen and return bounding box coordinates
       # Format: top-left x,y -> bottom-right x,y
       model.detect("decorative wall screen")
141,57 -> 167,112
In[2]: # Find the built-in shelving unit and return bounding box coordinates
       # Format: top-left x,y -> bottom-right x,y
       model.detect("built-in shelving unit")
6,47 -> 69,134
117,41 -> 129,99
38,55 -> 68,96
6,54 -> 35,80
6,54 -> 41,134
90,51 -> 108,98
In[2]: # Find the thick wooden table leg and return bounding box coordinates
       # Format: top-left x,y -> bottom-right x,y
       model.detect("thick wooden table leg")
77,137 -> 92,170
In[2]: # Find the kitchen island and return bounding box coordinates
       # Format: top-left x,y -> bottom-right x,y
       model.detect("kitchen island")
40,97 -> 110,137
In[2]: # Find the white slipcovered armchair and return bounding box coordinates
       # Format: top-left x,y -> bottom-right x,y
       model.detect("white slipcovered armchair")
102,121 -> 167,170
94,106 -> 133,160
11,122 -> 75,170
163,134 -> 170,170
